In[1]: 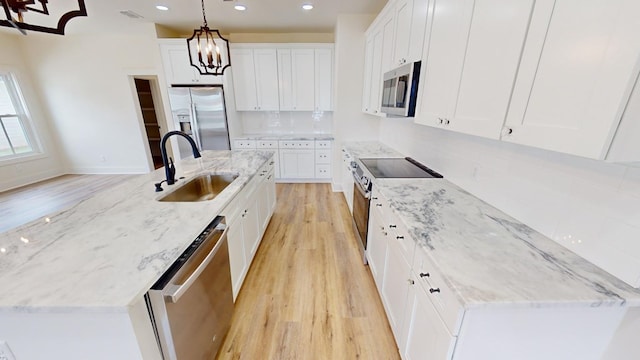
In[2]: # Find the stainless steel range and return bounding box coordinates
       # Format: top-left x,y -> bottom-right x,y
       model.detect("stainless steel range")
351,157 -> 442,264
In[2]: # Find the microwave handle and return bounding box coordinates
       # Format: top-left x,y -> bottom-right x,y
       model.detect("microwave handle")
162,224 -> 228,303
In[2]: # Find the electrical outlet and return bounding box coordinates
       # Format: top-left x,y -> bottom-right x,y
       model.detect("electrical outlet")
99,155 -> 107,163
0,341 -> 16,360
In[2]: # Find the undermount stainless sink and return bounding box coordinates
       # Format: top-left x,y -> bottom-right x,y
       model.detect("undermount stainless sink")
158,173 -> 238,202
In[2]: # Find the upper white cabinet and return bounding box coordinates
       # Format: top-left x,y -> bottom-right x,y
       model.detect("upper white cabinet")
503,0 -> 640,160
158,39 -> 223,85
314,48 -> 334,111
416,0 -> 534,140
392,0 -> 429,67
232,44 -> 334,112
362,30 -> 385,115
230,48 -> 280,111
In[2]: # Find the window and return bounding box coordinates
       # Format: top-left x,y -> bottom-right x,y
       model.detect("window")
0,73 -> 38,159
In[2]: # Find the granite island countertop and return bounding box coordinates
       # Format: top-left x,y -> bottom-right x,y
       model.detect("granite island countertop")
0,150 -> 274,313
375,178 -> 640,308
342,141 -> 403,159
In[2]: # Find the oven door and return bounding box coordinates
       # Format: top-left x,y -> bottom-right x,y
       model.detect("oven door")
352,178 -> 370,264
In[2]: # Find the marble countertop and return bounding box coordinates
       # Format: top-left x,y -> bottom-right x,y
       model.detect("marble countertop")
234,134 -> 334,141
342,141 -> 403,159
375,179 -> 640,308
0,150 -> 273,313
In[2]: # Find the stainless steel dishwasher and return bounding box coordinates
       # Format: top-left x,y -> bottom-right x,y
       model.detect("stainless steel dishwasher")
145,216 -> 233,360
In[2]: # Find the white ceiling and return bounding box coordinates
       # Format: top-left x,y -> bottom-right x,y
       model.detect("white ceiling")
5,0 -> 387,35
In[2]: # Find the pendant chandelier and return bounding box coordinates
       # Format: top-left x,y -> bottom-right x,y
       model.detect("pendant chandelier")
186,0 -> 231,76
0,0 -> 87,35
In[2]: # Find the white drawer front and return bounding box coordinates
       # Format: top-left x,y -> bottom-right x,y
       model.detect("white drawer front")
315,164 -> 332,178
414,247 -> 464,335
257,140 -> 278,149
315,140 -> 332,149
233,139 -> 257,149
279,140 -> 314,149
316,150 -> 331,164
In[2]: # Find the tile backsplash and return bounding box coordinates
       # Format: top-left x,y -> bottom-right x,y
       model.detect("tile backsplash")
380,117 -> 640,288
240,111 -> 333,135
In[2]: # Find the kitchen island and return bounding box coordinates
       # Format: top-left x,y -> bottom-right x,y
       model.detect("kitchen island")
0,150 -> 274,360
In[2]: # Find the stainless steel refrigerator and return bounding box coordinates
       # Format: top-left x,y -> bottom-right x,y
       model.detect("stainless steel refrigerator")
168,86 -> 230,159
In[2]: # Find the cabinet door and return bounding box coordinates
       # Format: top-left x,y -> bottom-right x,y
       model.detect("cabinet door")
254,49 -> 280,111
367,201 -> 388,292
403,283 -> 457,360
291,49 -> 315,111
277,49 -> 294,111
257,177 -> 271,233
362,36 -> 375,113
161,45 -> 198,85
231,49 -> 259,111
315,48 -> 333,111
381,241 -> 412,342
448,0 -> 534,139
227,217 -> 247,301
369,31 -> 385,115
408,0 -> 429,62
266,171 -> 277,213
280,150 -> 299,178
504,0 -> 640,159
297,150 -> 316,178
243,199 -> 261,259
380,13 -> 396,73
392,0 -> 413,67
416,0 -> 472,127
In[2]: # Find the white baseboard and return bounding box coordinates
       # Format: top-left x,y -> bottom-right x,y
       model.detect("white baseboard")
68,166 -> 150,175
0,168 -> 64,192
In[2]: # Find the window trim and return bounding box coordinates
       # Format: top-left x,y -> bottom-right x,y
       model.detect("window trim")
0,71 -> 43,164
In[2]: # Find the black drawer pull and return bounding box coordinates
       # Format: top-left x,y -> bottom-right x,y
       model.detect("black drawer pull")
419,273 -> 430,278
429,288 -> 440,293
389,225 -> 397,228
396,236 -> 404,240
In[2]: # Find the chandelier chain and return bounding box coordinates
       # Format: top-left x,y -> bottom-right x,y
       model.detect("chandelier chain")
201,0 -> 208,27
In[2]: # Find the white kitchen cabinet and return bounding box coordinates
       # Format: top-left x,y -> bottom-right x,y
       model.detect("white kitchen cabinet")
256,160 -> 276,233
381,234 -> 412,345
368,31 -> 385,115
402,281 -> 457,360
230,48 -> 279,111
416,0 -> 533,139
362,37 -> 375,114
277,49 -> 315,111
380,12 -> 396,74
341,148 -> 355,213
314,48 -> 334,111
158,40 -> 223,85
256,140 -> 280,178
503,0 -> 640,160
392,0 -> 429,67
226,217 -> 247,301
367,192 -> 388,292
280,149 -> 315,179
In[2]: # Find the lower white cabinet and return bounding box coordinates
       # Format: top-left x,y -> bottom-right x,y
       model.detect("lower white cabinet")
367,190 -> 388,291
341,148 -> 355,212
402,282 -> 457,360
224,157 -> 276,301
280,149 -> 316,179
380,237 -> 412,344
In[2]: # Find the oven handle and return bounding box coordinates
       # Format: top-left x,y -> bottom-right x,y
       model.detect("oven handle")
163,224 -> 228,303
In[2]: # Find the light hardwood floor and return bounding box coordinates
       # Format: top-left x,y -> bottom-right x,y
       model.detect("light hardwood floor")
217,184 -> 401,360
0,174 -> 131,233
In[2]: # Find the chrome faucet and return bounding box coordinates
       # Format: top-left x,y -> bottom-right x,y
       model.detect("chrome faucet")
160,131 -> 202,186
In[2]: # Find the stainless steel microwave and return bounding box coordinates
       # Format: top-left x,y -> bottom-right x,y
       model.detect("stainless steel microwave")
381,61 -> 421,117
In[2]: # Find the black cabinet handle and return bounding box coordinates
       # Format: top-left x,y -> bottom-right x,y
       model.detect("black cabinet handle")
372,197 -> 378,200
429,288 -> 441,293
389,225 -> 397,228
419,273 -> 430,278
396,236 -> 404,240
376,204 -> 382,207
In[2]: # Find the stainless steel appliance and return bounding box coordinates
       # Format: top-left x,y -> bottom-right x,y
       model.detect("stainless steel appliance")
145,216 -> 233,360
168,86 -> 230,159
381,61 -> 421,117
351,157 -> 442,264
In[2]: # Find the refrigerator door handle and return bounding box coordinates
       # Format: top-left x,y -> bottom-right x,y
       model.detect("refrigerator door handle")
190,101 -> 203,150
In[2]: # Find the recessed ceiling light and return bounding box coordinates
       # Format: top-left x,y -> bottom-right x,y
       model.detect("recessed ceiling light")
302,4 -> 314,10
234,4 -> 247,11
155,5 -> 169,11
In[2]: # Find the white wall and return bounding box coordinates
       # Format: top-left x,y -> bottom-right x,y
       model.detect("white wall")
19,23 -> 167,174
0,33 -> 64,191
332,14 -> 379,187
379,117 -> 640,288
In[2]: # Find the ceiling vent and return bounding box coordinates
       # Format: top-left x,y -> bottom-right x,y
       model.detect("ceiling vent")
119,10 -> 144,19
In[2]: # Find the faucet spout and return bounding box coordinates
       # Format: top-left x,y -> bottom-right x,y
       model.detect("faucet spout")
160,131 -> 202,185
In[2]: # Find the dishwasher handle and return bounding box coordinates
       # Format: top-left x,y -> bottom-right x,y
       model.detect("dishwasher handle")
163,223 -> 228,303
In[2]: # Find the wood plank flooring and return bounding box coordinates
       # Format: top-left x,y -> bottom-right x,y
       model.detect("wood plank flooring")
0,174 -> 131,233
217,184 -> 401,360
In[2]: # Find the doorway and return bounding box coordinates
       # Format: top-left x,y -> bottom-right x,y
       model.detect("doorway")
134,78 -> 163,169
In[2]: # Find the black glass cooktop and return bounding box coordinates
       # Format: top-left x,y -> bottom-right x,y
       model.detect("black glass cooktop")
360,157 -> 443,179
